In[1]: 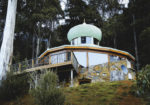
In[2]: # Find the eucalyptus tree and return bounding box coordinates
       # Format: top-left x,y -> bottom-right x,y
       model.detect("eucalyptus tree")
0,0 -> 17,80
16,0 -> 63,59
0,0 -> 7,47
63,0 -> 122,46
13,0 -> 63,61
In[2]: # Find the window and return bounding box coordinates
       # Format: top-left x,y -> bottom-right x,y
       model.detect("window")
72,40 -> 74,45
94,38 -> 99,45
81,37 -> 86,43
67,52 -> 71,61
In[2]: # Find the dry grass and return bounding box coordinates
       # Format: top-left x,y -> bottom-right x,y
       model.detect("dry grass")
1,80 -> 148,105
64,81 -> 146,105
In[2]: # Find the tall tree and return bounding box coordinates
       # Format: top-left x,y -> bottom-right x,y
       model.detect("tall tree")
14,0 -> 63,60
0,0 -> 17,80
0,0 -> 8,47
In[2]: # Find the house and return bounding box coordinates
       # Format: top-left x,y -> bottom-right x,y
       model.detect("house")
12,22 -> 136,87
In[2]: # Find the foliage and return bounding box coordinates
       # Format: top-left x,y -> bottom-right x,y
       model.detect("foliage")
30,71 -> 65,105
136,65 -> 150,95
139,27 -> 150,66
1,81 -> 148,105
2,0 -> 150,68
13,0 -> 63,62
0,72 -> 29,101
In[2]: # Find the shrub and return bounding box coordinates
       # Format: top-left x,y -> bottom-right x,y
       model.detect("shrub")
0,71 -> 29,101
30,71 -> 65,105
137,65 -> 150,95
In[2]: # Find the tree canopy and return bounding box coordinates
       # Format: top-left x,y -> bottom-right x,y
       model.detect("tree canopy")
1,0 -> 150,68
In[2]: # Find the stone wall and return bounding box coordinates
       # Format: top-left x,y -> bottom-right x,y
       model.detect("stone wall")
77,60 -> 135,83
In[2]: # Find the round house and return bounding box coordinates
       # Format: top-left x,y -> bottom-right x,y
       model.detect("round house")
38,22 -> 136,85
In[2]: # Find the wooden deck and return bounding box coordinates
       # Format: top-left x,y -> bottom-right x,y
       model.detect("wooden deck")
14,61 -> 72,75
12,51 -> 79,75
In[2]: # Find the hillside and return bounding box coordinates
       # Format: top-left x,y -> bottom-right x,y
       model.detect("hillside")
1,81 -> 149,105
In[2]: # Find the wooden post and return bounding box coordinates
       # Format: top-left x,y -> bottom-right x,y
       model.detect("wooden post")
66,52 -> 68,61
70,69 -> 74,87
108,54 -> 110,71
49,55 -> 51,64
32,59 -> 34,67
71,51 -> 73,63
19,63 -> 21,72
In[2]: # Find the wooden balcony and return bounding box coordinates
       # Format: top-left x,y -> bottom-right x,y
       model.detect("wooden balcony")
11,51 -> 80,75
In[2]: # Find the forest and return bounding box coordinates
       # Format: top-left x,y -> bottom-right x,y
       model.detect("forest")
0,0 -> 150,105
0,0 -> 150,70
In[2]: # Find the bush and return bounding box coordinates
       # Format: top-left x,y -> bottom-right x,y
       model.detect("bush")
137,65 -> 150,95
30,71 -> 65,105
0,71 -> 29,101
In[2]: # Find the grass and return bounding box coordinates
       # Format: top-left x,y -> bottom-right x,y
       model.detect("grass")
1,80 -> 149,105
64,81 -> 147,105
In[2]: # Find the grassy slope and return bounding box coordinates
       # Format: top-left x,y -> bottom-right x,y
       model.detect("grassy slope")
64,81 -> 146,105
1,81 -> 148,105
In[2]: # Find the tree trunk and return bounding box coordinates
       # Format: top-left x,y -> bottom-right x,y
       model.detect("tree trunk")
36,37 -> 40,59
133,14 -> 140,71
114,33 -> 117,48
35,23 -> 41,62
32,36 -> 35,59
0,0 -> 17,80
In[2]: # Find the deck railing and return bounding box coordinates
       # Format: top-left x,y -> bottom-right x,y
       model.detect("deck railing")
72,52 -> 80,73
10,51 -> 72,73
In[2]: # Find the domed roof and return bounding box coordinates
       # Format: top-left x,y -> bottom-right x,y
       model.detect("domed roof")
67,23 -> 102,42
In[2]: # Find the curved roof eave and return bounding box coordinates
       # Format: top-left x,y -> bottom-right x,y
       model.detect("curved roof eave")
39,45 -> 135,61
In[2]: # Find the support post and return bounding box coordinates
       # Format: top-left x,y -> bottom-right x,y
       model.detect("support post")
32,59 -> 34,67
108,54 -> 110,71
49,55 -> 51,64
71,51 -> 73,63
35,74 -> 38,88
66,52 -> 68,61
70,69 -> 74,87
19,63 -> 21,72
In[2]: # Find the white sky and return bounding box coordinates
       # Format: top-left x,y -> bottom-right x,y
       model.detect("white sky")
60,0 -> 129,10
119,0 -> 129,8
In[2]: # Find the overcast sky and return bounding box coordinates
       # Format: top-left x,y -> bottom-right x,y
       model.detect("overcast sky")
60,0 -> 129,10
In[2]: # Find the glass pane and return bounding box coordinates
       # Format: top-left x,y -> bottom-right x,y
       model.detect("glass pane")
81,37 -> 86,43
94,38 -> 98,44
72,40 -> 74,45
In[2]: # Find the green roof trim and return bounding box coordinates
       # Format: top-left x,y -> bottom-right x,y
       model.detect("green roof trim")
67,23 -> 102,42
